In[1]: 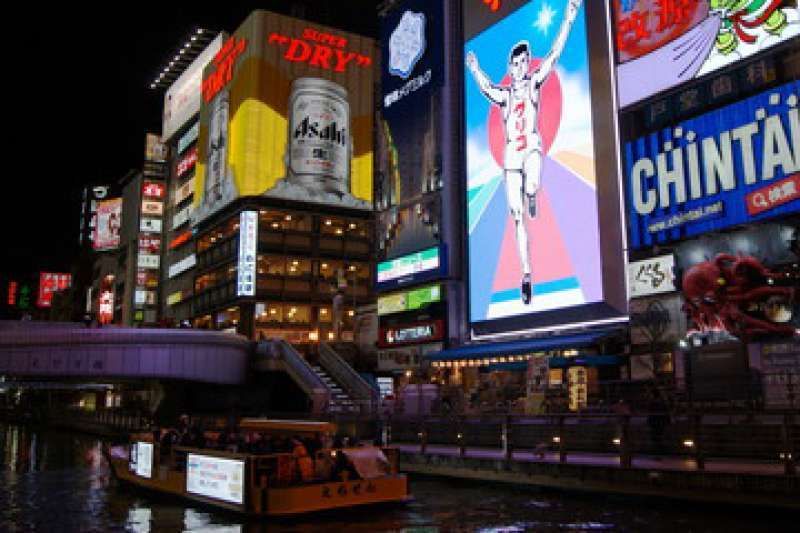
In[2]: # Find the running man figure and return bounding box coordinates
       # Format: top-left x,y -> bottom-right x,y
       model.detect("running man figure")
466,0 -> 581,305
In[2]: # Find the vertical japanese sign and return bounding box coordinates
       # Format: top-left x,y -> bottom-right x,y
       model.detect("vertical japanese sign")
37,273 -> 72,308
237,210 -> 258,296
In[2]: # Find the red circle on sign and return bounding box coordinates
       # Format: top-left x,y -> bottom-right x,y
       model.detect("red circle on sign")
487,59 -> 562,168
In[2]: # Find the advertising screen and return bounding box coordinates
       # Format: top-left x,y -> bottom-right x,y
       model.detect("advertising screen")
192,12 -> 375,224
178,122 -> 199,155
377,0 -> 444,262
163,34 -> 225,142
614,1 -> 800,109
378,283 -> 441,316
465,0 -> 624,336
135,442 -> 153,479
94,198 -> 122,250
37,273 -> 71,308
625,81 -> 799,249
186,454 -> 245,506
376,246 -> 441,290
145,133 -> 167,162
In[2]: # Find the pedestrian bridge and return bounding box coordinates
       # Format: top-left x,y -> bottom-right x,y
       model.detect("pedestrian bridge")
0,322 -> 250,385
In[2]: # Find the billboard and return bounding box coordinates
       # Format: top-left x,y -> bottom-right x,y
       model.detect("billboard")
145,133 -> 167,162
376,246 -> 443,291
614,1 -> 800,109
37,273 -> 71,308
628,254 -> 676,298
192,12 -> 375,224
162,34 -> 225,141
94,198 -> 122,250
625,81 -> 800,249
186,454 -> 245,506
377,0 -> 444,261
378,283 -> 441,316
178,122 -> 199,154
465,1 -> 626,337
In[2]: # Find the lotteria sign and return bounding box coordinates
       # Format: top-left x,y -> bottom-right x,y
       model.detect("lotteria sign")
376,246 -> 442,291
625,82 -> 800,249
379,319 -> 444,347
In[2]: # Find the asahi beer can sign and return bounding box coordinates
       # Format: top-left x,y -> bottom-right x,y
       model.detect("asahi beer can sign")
287,78 -> 350,196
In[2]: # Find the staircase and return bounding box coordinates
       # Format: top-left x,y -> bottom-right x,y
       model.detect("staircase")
309,364 -> 359,414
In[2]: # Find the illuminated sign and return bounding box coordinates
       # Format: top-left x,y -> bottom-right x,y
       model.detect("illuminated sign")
94,198 -> 122,250
178,122 -> 199,154
143,181 -> 165,199
186,454 -> 245,505
379,319 -> 444,347
140,218 -> 163,233
266,28 -> 371,73
145,133 -> 167,162
138,235 -> 161,254
172,204 -> 193,229
628,254 -> 676,298
169,230 -> 193,250
237,211 -> 258,296
135,442 -> 153,479
168,254 -> 196,278
7,281 -> 17,306
193,11 -> 374,224
377,246 -> 441,290
98,290 -> 114,324
483,0 -> 501,12
378,284 -> 441,315
136,270 -> 159,289
174,177 -> 195,205
625,82 -> 800,249
202,36 -> 248,103
177,146 -> 198,177
163,34 -> 224,141
167,291 -> 184,306
141,200 -> 164,216
37,273 -> 71,308
465,1 -> 627,337
137,254 -> 160,270
613,1 -> 800,108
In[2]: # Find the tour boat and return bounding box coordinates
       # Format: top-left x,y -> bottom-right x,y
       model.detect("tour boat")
105,419 -> 410,516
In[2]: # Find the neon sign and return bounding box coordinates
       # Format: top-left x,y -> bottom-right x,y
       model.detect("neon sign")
202,36 -> 248,103
267,27 -> 372,73
483,0 -> 500,12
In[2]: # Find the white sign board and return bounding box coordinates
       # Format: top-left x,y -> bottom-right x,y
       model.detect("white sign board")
140,217 -> 163,233
628,254 -> 675,298
172,204 -> 194,229
237,211 -> 258,296
135,441 -> 153,479
162,34 -> 224,141
137,254 -> 160,270
168,254 -> 196,278
186,454 -> 245,505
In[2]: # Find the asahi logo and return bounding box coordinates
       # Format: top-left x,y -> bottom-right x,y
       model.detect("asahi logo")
293,115 -> 347,147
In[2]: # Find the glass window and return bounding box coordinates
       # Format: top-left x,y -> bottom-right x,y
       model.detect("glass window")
283,304 -> 311,324
318,260 -> 343,280
258,255 -> 285,276
318,306 -> 332,323
286,258 -> 312,277
320,216 -> 347,236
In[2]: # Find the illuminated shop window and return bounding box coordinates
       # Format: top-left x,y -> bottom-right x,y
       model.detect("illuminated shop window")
286,258 -> 312,277
318,306 -> 333,323
258,255 -> 285,276
283,304 -> 311,324
320,216 -> 346,236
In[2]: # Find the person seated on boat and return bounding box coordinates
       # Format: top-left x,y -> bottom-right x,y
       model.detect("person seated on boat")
291,438 -> 314,483
160,429 -> 179,456
331,449 -> 359,482
254,433 -> 273,455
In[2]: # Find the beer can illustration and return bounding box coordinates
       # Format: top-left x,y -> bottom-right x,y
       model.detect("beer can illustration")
286,77 -> 351,197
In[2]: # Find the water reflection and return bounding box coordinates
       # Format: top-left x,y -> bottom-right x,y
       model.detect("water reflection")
0,423 -> 794,532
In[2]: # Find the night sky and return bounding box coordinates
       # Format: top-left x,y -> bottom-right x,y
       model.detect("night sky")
4,2 -> 377,280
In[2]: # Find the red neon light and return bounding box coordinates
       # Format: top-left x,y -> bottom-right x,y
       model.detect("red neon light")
483,0 -> 500,12
169,230 -> 193,250
37,272 -> 72,308
143,181 -> 165,199
177,147 -> 198,177
7,281 -> 17,306
202,36 -> 248,103
267,28 -> 371,73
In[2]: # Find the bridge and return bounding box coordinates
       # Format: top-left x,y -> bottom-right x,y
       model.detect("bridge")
0,322 -> 250,385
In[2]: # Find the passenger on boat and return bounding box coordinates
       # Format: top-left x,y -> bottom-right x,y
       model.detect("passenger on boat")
291,438 -> 314,482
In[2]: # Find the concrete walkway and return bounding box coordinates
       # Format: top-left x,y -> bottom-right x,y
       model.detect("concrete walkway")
395,443 -> 793,477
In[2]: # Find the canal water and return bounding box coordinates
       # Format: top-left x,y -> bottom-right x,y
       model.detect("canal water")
0,423 -> 794,532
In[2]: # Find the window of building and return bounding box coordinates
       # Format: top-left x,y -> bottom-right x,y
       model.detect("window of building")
286,258 -> 312,277
259,209 -> 311,232
283,304 -> 311,324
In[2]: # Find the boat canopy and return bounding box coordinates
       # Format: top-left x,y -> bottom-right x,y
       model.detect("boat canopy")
341,447 -> 391,480
238,418 -> 337,436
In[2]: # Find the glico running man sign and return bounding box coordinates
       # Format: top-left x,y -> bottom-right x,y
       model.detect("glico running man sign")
464,0 -> 627,338
625,81 -> 800,250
